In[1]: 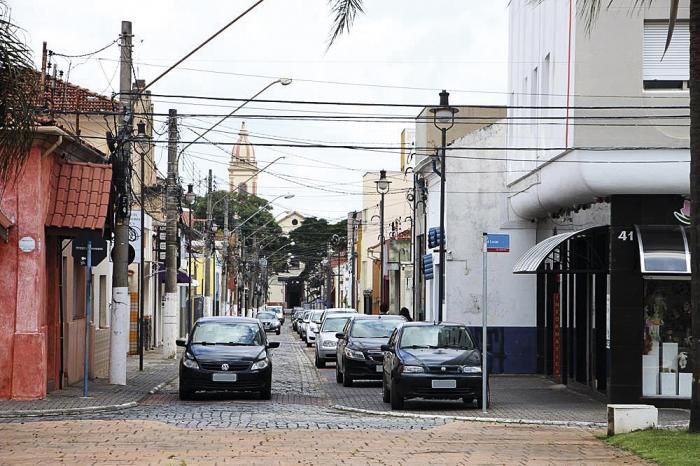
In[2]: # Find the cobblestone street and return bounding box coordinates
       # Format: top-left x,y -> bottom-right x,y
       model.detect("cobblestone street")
0,322 -> 671,464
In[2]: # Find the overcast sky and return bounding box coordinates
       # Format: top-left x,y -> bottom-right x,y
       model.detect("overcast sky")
11,0 -> 508,221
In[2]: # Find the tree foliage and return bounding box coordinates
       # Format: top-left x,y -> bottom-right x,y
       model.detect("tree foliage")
0,0 -> 37,190
288,216 -> 346,280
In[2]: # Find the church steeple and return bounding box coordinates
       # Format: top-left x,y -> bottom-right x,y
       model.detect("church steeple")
228,122 -> 258,194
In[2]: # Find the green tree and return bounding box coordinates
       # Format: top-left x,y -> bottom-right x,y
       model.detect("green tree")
289,217 -> 346,279
0,0 -> 38,188
327,0 -> 700,431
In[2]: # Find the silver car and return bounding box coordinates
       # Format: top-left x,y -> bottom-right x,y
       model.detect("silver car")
298,310 -> 312,338
314,312 -> 356,368
304,310 -> 326,347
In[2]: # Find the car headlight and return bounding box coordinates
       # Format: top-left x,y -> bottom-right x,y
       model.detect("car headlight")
344,347 -> 365,360
462,366 -> 482,374
251,358 -> 270,370
322,340 -> 337,348
310,323 -> 318,332
183,353 -> 199,370
401,365 -> 425,374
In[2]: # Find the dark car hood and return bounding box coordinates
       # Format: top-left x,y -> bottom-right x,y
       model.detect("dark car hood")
399,348 -> 481,366
348,337 -> 390,351
259,318 -> 277,324
189,344 -> 265,362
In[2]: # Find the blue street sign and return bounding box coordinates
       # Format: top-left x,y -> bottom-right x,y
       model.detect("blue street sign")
486,234 -> 510,253
428,227 -> 444,249
422,254 -> 434,280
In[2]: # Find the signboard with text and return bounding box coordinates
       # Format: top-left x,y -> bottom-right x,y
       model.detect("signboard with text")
486,234 -> 510,253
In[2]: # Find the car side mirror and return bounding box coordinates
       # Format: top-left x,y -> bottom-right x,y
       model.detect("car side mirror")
335,333 -> 345,340
313,329 -> 320,333
176,338 -> 186,347
380,344 -> 393,352
267,342 -> 281,349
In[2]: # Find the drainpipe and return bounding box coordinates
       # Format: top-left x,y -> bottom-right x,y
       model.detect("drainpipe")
42,135 -> 62,159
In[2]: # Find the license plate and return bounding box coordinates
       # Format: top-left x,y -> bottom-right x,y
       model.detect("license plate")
375,365 -> 383,373
212,373 -> 237,382
431,379 -> 456,389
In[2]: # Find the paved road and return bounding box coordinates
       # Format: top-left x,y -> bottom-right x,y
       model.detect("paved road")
0,321 -> 651,465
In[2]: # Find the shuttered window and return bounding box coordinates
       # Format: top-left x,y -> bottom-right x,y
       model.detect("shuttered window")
643,21 -> 689,83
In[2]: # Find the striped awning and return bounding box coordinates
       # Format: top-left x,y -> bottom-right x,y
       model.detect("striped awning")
513,227 -> 605,274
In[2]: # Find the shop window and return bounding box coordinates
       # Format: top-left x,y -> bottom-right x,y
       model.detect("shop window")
642,280 -> 693,398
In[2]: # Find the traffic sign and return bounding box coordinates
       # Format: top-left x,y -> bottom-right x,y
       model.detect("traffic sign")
422,254 -> 434,280
73,234 -> 108,266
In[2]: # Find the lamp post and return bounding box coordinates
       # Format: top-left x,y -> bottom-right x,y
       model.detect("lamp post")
184,184 -> 196,330
374,170 -> 391,311
430,90 -> 458,323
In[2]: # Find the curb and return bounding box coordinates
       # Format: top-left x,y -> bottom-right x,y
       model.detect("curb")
0,402 -> 138,418
0,375 -> 177,419
331,404 -> 607,428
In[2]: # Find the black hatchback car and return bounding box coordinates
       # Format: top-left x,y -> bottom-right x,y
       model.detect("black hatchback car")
381,322 -> 488,410
335,314 -> 405,387
176,317 -> 280,400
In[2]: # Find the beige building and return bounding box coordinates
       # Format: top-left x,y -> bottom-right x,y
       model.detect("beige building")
228,122 -> 258,195
277,211 -> 305,235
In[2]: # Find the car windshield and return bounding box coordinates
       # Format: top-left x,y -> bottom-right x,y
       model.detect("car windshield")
311,311 -> 324,324
303,312 -> 312,321
321,316 -> 351,333
191,322 -> 263,346
257,312 -> 276,319
350,318 -> 403,338
399,326 -> 474,350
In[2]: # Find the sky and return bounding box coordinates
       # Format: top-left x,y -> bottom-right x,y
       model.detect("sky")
10,0 -> 508,222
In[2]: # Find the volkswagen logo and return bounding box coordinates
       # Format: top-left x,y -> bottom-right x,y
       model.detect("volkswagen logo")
221,363 -> 229,371
441,366 -> 446,372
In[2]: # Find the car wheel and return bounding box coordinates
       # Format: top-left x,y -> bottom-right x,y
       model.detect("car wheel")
342,369 -> 353,387
179,384 -> 194,401
335,363 -> 344,383
306,340 -> 312,347
315,354 -> 325,368
260,384 -> 272,400
390,381 -> 404,410
382,376 -> 390,403
276,329 -> 281,335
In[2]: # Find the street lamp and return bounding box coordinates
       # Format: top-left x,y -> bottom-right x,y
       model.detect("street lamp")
430,90 -> 457,323
374,169 -> 391,312
185,184 -> 196,331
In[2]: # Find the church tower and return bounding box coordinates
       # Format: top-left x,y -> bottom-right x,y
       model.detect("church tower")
228,122 -> 258,194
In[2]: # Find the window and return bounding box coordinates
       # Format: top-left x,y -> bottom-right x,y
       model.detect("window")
643,21 -> 689,90
541,54 -> 551,109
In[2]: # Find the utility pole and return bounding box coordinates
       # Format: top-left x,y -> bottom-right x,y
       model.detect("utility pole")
350,212 -> 357,310
163,109 -> 179,358
204,170 -> 213,317
222,196 -> 229,316
109,20 -> 132,385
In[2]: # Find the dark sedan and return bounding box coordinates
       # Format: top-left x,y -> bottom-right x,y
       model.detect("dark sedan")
335,315 -> 405,387
257,311 -> 281,335
176,317 -> 280,400
381,322 -> 488,410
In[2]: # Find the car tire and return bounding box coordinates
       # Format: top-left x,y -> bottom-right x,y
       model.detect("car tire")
306,340 -> 312,347
315,354 -> 326,368
179,384 -> 194,401
390,381 -> 404,410
335,363 -> 344,383
382,377 -> 390,403
276,329 -> 281,335
342,369 -> 353,387
260,384 -> 272,400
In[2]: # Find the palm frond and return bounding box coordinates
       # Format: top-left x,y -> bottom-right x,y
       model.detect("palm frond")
327,0 -> 364,48
0,0 -> 37,191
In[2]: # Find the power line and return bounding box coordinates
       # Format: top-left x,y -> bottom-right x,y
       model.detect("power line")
51,38 -> 118,58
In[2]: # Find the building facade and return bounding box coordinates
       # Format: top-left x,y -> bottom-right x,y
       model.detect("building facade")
229,122 -> 258,195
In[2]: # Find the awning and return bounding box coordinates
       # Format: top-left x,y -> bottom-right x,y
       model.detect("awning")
634,225 -> 690,275
513,226 -> 606,274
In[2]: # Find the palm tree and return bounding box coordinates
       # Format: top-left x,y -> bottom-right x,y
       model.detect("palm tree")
327,0 -> 700,432
0,0 -> 37,190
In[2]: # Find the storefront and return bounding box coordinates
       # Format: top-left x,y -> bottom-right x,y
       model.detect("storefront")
512,195 -> 692,407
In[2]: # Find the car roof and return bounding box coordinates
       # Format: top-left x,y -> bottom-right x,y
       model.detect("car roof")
350,314 -> 406,321
196,316 -> 259,324
323,312 -> 355,318
399,321 -> 466,327
324,308 -> 356,312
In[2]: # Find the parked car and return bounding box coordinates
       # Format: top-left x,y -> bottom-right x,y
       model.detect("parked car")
266,305 -> 284,324
381,322 -> 488,410
319,308 -> 356,323
304,309 -> 325,347
257,311 -> 281,335
291,310 -> 304,331
298,310 -> 312,338
176,316 -> 280,400
335,315 -> 405,387
314,312 -> 355,368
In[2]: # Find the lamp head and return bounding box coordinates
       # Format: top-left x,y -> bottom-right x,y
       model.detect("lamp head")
279,78 -> 292,86
185,184 -> 196,205
374,169 -> 391,194
211,222 -> 219,233
430,89 -> 458,130
283,193 -> 295,199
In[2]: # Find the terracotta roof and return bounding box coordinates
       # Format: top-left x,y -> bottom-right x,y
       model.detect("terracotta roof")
35,72 -> 116,114
46,161 -> 112,230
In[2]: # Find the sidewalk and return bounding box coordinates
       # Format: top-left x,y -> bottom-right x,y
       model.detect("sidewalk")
0,350 -> 178,417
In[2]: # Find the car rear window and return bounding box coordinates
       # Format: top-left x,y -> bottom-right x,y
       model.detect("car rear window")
191,322 -> 263,346
399,326 -> 474,350
311,311 -> 324,323
350,318 -> 404,338
258,312 -> 276,319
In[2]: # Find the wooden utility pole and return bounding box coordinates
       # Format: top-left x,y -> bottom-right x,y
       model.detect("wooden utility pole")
163,109 -> 179,358
109,20 -> 132,385
204,170 -> 213,316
